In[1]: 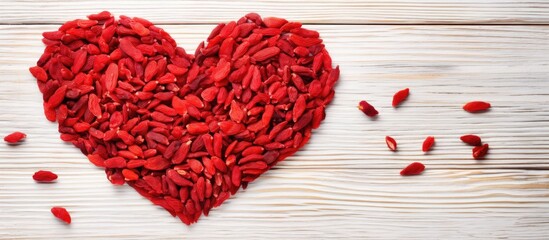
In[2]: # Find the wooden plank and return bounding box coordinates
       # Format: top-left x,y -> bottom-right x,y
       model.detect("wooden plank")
0,0 -> 549,25
1,25 -> 549,239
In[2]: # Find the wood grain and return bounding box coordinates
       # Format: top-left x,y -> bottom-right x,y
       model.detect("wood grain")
1,24 -> 548,239
1,0 -> 549,25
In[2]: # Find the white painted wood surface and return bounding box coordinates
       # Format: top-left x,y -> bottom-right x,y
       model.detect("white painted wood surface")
1,0 -> 549,24
1,1 -> 549,239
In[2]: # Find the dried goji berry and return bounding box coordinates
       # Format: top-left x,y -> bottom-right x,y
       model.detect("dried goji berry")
358,100 -> 378,117
463,101 -> 491,113
473,144 -> 489,160
392,88 -> 410,107
460,134 -> 482,146
400,162 -> 425,176
33,170 -> 58,182
386,136 -> 397,151
422,136 -> 435,152
51,207 -> 71,224
4,131 -> 27,143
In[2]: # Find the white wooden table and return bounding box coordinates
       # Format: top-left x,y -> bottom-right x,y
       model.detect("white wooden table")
1,1 -> 549,239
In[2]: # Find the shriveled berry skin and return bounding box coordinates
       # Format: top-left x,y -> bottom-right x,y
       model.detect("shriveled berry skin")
400,162 -> 425,176
460,135 -> 482,146
473,144 -> 489,160
386,136 -> 397,151
51,207 -> 71,224
422,136 -> 435,152
32,170 -> 58,182
392,88 -> 410,107
358,100 -> 378,117
463,101 -> 491,113
4,131 -> 26,143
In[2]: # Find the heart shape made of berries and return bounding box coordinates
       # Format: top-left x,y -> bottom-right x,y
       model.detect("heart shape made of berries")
29,11 -> 339,225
